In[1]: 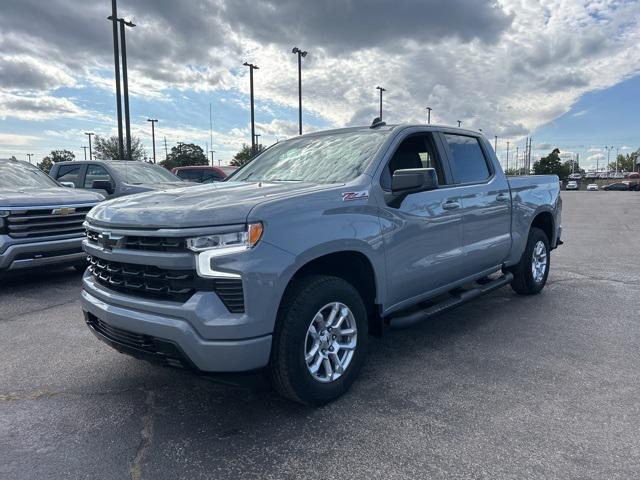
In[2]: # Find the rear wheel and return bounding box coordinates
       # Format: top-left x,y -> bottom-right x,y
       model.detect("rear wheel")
508,227 -> 550,295
270,275 -> 368,406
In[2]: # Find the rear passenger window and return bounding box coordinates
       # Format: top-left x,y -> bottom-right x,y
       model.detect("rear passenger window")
84,165 -> 113,188
444,134 -> 491,184
55,164 -> 82,187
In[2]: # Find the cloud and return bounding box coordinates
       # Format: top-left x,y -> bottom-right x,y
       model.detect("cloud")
0,93 -> 85,121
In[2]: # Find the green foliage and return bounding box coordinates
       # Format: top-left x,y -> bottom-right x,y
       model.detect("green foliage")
563,159 -> 584,175
94,135 -> 145,160
608,152 -> 638,172
533,148 -> 571,179
160,142 -> 208,170
37,149 -> 75,174
230,143 -> 265,167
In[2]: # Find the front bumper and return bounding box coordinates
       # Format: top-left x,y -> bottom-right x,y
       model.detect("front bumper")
81,281 -> 273,372
0,235 -> 86,271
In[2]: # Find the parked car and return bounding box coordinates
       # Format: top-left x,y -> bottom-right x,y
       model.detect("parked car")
568,173 -> 582,180
626,172 -> 639,179
81,123 -> 562,405
603,182 -> 631,191
0,158 -> 103,272
585,172 -> 598,179
171,165 -> 237,183
566,181 -> 578,190
50,160 -> 189,198
587,183 -> 599,191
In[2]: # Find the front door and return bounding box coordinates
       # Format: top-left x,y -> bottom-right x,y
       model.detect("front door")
377,131 -> 466,310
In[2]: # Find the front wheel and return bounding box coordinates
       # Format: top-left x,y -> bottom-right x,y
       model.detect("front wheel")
270,275 -> 368,406
508,227 -> 550,295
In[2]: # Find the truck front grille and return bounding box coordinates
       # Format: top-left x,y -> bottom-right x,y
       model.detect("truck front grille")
88,256 -> 245,312
7,205 -> 93,239
86,230 -> 186,252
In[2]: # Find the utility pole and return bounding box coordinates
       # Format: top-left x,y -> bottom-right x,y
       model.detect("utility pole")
494,135 -> 498,153
516,146 -> 519,175
457,120 -> 462,127
147,119 -> 157,163
109,0 -> 124,159
210,150 -> 216,166
163,136 -> 168,160
243,62 -> 259,156
118,18 -> 135,159
426,107 -> 432,124
82,146 -> 88,160
376,86 -> 386,120
27,154 -> 34,164
209,102 -> 213,162
84,132 -> 94,160
292,47 -> 307,135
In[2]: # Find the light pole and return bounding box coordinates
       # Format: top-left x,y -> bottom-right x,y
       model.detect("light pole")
210,150 -> 216,166
506,141 -> 510,172
27,154 -> 34,164
243,62 -> 259,156
376,86 -> 386,120
108,15 -> 136,159
292,47 -> 307,135
457,120 -> 462,127
84,132 -> 94,160
147,119 -> 157,163
254,134 -> 261,151
516,146 -> 519,175
426,107 -> 432,124
494,135 -> 498,153
82,146 -> 88,160
108,0 -> 124,159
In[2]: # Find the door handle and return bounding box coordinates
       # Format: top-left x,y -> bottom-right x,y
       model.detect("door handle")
442,200 -> 461,210
496,193 -> 510,202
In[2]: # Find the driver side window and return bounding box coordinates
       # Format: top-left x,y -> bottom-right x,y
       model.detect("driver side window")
381,134 -> 445,190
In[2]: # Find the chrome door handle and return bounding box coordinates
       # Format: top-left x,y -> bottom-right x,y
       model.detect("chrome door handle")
442,200 -> 461,210
496,193 -> 510,202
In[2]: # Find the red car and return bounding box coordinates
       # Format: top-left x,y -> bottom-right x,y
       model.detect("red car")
170,165 -> 237,183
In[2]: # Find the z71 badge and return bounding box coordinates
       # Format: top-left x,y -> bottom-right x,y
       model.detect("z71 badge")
342,190 -> 369,201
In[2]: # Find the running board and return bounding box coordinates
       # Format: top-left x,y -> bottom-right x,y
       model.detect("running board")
389,272 -> 513,330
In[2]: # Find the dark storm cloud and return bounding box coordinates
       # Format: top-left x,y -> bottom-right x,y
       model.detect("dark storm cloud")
223,0 -> 513,53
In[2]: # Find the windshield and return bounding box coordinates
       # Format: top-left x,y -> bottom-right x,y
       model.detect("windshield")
233,130 -> 391,183
0,161 -> 60,189
109,162 -> 179,184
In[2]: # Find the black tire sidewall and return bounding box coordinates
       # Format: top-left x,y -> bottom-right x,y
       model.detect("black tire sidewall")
274,276 -> 368,405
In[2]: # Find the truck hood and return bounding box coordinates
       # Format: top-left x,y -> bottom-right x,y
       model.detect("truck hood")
87,181 -> 334,229
0,187 -> 103,208
123,181 -> 190,192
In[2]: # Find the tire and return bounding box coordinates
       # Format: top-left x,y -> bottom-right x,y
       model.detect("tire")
270,275 -> 368,406
508,227 -> 550,295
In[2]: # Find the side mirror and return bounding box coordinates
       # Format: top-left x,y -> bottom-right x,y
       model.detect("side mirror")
391,168 -> 439,195
59,181 -> 75,188
92,180 -> 114,195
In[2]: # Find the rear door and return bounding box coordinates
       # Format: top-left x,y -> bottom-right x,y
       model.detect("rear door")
438,132 -> 511,276
378,130 -> 466,308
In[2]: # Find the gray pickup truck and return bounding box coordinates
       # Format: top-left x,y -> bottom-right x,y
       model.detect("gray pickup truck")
81,123 -> 562,405
0,159 -> 103,272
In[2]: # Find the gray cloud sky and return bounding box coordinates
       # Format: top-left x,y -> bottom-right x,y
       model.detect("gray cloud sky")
0,0 -> 640,159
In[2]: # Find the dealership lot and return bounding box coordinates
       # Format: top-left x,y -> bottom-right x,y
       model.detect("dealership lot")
1,192 -> 639,479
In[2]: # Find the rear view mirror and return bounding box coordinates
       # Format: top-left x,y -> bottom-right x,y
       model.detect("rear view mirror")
92,180 -> 114,195
391,168 -> 439,195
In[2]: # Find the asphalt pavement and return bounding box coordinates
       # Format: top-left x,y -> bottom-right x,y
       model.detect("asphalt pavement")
1,191 -> 639,479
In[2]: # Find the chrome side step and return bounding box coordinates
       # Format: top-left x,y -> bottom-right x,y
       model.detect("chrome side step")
389,272 -> 513,330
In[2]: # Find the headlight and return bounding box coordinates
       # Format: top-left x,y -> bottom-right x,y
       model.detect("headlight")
187,222 -> 263,256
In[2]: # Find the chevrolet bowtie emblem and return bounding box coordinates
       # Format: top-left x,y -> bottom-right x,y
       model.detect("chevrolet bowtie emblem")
52,207 -> 76,215
97,232 -> 119,250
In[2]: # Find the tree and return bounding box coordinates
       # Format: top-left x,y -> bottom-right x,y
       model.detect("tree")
563,159 -> 584,175
93,135 -> 145,160
533,148 -> 570,179
37,149 -> 75,174
608,152 -> 638,172
230,143 -> 265,167
159,142 -> 208,170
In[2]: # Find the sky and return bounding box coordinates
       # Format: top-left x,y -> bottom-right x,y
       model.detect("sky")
0,0 -> 639,171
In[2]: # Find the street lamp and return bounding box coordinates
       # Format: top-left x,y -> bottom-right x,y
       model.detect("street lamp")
82,146 -> 88,160
210,150 -> 216,166
147,119 -> 158,163
426,106 -> 432,124
494,135 -> 498,153
118,17 -> 135,159
376,86 -> 386,120
84,132 -> 94,160
108,0 -> 124,159
457,120 -> 462,127
243,62 -> 259,155
292,47 -> 307,135
506,141 -> 510,172
27,154 -> 34,164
